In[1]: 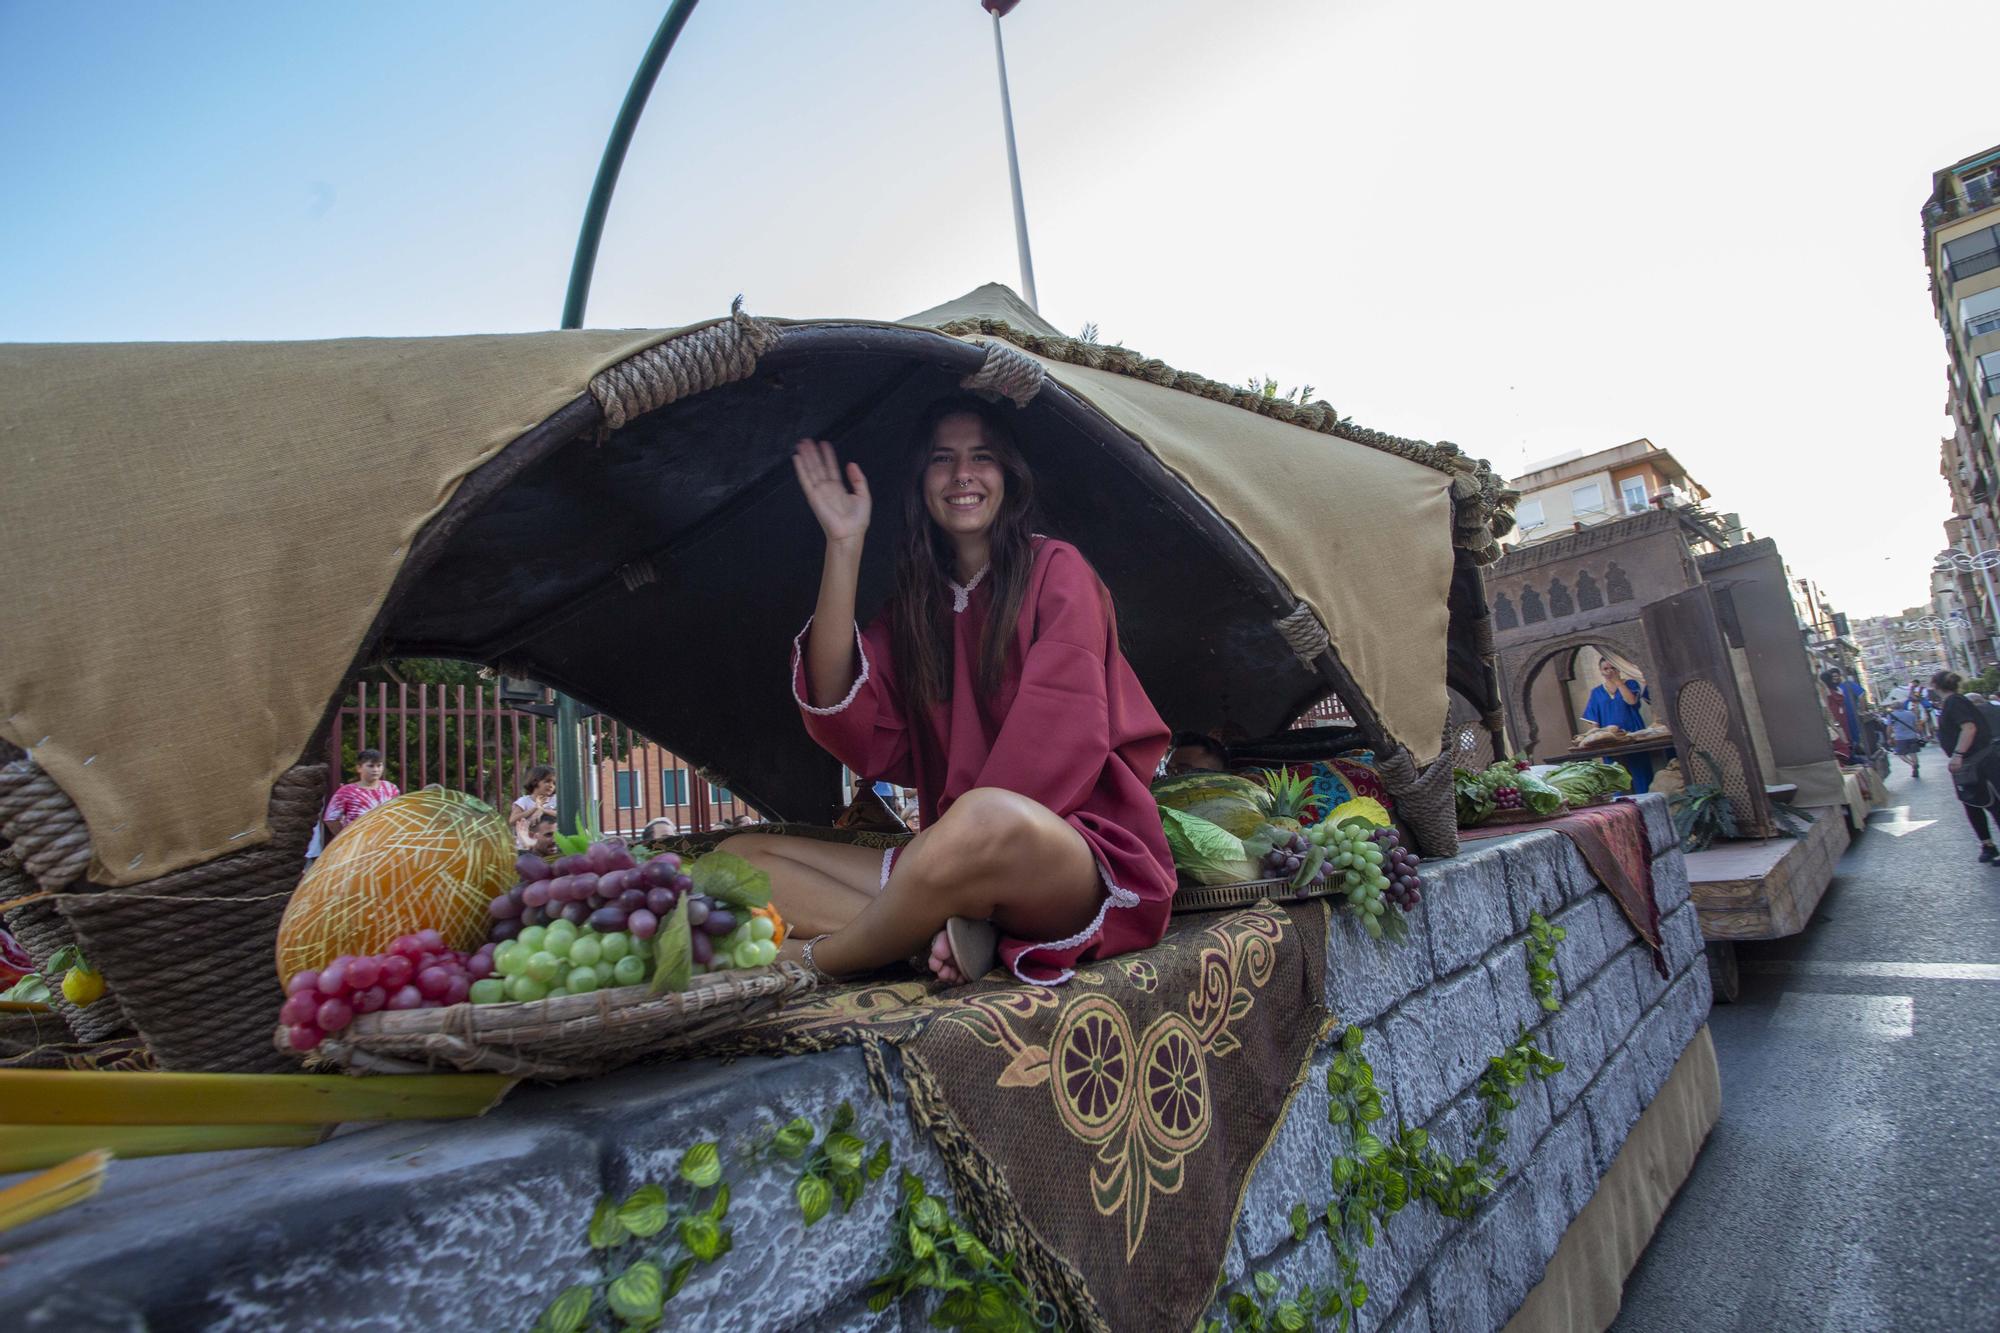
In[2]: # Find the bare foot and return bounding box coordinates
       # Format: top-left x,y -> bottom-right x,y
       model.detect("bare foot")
926,928 -> 965,986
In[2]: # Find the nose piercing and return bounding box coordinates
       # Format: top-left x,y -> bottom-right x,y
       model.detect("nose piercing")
957,479 -> 973,489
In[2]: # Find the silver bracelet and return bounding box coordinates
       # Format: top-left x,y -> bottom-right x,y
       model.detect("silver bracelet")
799,934 -> 835,983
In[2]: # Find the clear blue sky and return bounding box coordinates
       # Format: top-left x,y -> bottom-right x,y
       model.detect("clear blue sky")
4,0 -> 1997,615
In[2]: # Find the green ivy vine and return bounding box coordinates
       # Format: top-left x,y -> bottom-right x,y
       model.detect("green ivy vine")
865,1170 -> 1053,1331
1526,911 -> 1565,1013
526,1100 -> 1047,1332
1205,915 -> 1572,1331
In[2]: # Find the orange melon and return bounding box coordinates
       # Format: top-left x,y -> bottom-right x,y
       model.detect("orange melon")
276,788 -> 513,983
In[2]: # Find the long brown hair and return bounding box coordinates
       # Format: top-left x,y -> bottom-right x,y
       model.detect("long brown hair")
889,395 -> 1040,713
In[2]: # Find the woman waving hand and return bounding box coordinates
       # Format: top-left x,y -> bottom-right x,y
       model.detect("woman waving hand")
721,396 -> 1177,985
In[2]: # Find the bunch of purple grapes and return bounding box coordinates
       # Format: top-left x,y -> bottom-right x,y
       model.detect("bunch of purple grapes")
1491,786 -> 1525,812
1370,827 -> 1423,910
1262,830 -> 1311,880
487,841 -> 691,944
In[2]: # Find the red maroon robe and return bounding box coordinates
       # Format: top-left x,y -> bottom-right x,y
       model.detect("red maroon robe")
792,537 -> 1176,984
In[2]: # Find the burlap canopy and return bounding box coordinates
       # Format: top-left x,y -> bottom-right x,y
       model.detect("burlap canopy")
0,289 -> 1493,886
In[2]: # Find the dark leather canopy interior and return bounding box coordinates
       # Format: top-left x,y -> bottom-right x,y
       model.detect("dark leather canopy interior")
372,324 -> 1348,821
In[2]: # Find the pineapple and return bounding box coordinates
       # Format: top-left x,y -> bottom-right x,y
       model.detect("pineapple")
1255,767 -> 1325,835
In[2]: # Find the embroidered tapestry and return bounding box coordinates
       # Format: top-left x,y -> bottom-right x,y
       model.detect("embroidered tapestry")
724,901 -> 1330,1331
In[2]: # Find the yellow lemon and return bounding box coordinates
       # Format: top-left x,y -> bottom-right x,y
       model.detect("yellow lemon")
61,966 -> 105,1007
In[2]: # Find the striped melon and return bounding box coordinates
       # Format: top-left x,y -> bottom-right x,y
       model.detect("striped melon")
276,788 -> 513,983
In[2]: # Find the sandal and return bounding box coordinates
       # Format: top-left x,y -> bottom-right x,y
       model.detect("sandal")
944,916 -> 999,983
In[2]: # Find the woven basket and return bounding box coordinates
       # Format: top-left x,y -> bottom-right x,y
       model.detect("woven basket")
51,763 -> 326,1074
304,961 -> 820,1080
3,893 -> 135,1043
1465,805 -> 1573,828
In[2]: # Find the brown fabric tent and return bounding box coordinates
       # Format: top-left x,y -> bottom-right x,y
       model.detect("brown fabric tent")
0,287 -> 1514,890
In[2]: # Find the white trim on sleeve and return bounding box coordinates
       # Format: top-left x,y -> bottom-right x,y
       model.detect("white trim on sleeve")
791,616 -> 872,716
1008,859 -> 1142,987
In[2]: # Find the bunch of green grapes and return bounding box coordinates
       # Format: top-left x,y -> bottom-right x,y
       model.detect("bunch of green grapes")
1307,819 -> 1394,937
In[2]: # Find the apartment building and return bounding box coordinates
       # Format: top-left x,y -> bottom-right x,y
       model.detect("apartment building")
1924,144 -> 2000,655
1505,439 -> 1712,545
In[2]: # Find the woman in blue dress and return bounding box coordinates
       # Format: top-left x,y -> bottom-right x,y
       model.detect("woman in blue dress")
1582,656 -> 1655,793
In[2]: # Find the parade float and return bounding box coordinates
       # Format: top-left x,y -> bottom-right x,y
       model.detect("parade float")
0,287 -> 1717,1332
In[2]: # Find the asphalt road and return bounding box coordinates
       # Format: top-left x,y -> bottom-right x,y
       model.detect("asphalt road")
1612,767 -> 2000,1331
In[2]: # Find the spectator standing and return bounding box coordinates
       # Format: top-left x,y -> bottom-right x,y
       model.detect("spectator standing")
1934,671 -> 2000,864
1884,699 -> 1928,778
321,749 -> 401,847
510,765 -> 557,849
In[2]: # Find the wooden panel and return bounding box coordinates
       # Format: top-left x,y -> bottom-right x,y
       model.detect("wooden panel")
1642,586 -> 1774,836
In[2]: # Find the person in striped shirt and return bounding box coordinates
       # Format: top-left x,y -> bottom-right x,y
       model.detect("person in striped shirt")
321,749 -> 401,845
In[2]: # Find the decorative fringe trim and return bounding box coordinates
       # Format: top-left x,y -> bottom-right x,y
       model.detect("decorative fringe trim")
932,317 -> 1518,558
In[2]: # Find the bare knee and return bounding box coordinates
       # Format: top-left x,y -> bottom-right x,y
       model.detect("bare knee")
921,789 -> 1040,905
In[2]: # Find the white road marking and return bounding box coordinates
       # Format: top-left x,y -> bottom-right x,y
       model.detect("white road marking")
1868,805 -> 1936,836
1770,993 -> 1914,1039
1743,960 -> 2000,982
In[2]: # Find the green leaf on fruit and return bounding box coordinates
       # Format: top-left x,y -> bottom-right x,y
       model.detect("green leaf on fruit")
543,1284 -> 593,1333
588,1196 -> 630,1249
616,1184 -> 668,1238
678,1142 -> 722,1189
606,1261 -> 664,1324
772,1116 -> 815,1160
679,1214 -> 723,1263
649,896 -> 694,995
688,850 -> 772,909
796,1171 -> 832,1226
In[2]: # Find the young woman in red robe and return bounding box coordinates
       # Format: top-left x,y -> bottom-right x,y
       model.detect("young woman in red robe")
726,396 -> 1176,986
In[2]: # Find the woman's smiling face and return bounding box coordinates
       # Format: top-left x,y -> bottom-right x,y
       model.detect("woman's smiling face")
922,412 -> 1006,539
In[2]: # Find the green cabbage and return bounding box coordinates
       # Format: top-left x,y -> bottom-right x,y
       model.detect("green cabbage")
1158,806 -> 1260,886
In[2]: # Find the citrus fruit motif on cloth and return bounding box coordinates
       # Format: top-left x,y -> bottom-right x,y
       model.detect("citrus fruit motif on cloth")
276,787 -> 514,982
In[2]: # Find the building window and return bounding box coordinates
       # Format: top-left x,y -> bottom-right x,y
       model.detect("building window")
1515,497 -> 1545,532
1572,482 -> 1605,517
709,783 -> 733,805
660,768 -> 689,805
1981,351 -> 2000,401
1620,477 -> 1649,513
1944,226 -> 2000,284
614,771 -> 640,809
1965,287 -> 2000,340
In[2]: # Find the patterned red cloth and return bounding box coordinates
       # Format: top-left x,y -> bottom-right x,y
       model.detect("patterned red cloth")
323,780 -> 400,825
1460,799 -> 1667,977
793,538 -> 1175,985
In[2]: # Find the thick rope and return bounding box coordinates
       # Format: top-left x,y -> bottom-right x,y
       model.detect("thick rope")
588,296 -> 783,431
959,340 -> 1046,406
931,317 -> 1519,551
1376,723 -> 1463,858
0,760 -> 93,889
1273,602 -> 1331,669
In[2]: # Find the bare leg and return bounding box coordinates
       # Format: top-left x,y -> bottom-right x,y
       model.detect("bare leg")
777,788 -> 1104,984
715,833 -> 888,938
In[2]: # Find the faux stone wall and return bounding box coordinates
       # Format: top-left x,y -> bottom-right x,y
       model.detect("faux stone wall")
1215,794 -> 1712,1333
0,797 -> 1707,1333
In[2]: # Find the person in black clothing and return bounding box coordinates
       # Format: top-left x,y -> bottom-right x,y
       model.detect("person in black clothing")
1934,671 -> 2000,863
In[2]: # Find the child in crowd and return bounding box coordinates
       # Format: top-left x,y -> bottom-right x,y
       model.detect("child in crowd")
510,765 -> 557,850
321,749 -> 401,846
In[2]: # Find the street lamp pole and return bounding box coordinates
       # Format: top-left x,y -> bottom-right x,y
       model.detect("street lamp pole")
984,2 -> 1039,312
551,0 -> 703,830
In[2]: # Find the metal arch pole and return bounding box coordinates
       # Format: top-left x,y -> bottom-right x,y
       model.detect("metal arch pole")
561,0 -> 703,332
990,13 -> 1039,312
553,0 -> 702,832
